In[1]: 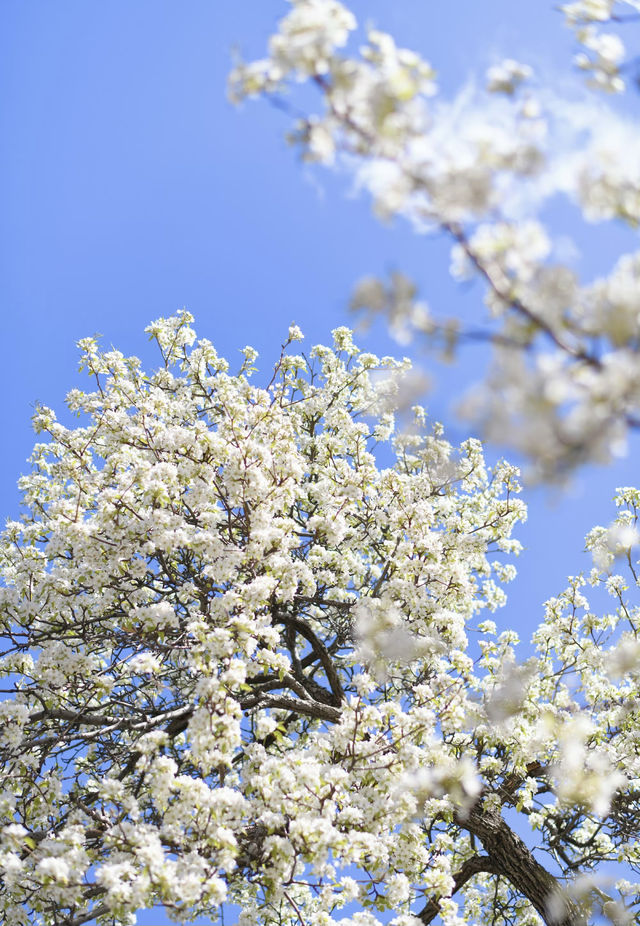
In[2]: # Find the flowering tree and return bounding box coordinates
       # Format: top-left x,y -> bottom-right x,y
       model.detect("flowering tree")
5,3 -> 640,926
1,312 -> 640,926
229,0 -> 640,479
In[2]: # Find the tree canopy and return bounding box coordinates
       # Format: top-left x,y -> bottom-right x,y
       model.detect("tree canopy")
0,313 -> 640,926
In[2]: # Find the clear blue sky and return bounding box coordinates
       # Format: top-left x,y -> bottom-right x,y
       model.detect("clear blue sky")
2,3 -> 640,923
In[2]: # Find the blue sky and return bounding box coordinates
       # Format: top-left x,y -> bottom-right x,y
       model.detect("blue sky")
3,2 -> 640,923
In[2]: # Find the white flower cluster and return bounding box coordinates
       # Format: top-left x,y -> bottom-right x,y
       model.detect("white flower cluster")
486,59 -> 533,95
574,26 -> 626,93
562,1 -> 639,92
228,0 -> 356,102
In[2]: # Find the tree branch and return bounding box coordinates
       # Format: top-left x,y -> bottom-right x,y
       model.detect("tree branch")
245,693 -> 342,723
418,854 -> 501,924
273,613 -> 345,706
458,802 -> 586,926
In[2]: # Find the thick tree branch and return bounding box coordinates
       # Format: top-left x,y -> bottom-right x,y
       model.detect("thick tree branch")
458,802 -> 586,926
418,855 -> 502,924
245,693 -> 342,723
273,612 -> 345,706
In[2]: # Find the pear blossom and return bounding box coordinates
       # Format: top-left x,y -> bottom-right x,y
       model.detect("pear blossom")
486,59 -> 533,95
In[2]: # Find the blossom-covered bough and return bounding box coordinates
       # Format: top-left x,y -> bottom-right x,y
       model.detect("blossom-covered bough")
2,312 -> 640,925
229,0 -> 640,479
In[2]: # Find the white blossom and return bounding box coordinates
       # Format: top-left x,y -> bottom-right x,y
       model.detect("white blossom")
486,59 -> 533,95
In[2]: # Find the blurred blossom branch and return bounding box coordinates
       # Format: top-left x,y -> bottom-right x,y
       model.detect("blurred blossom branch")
230,0 -> 640,479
